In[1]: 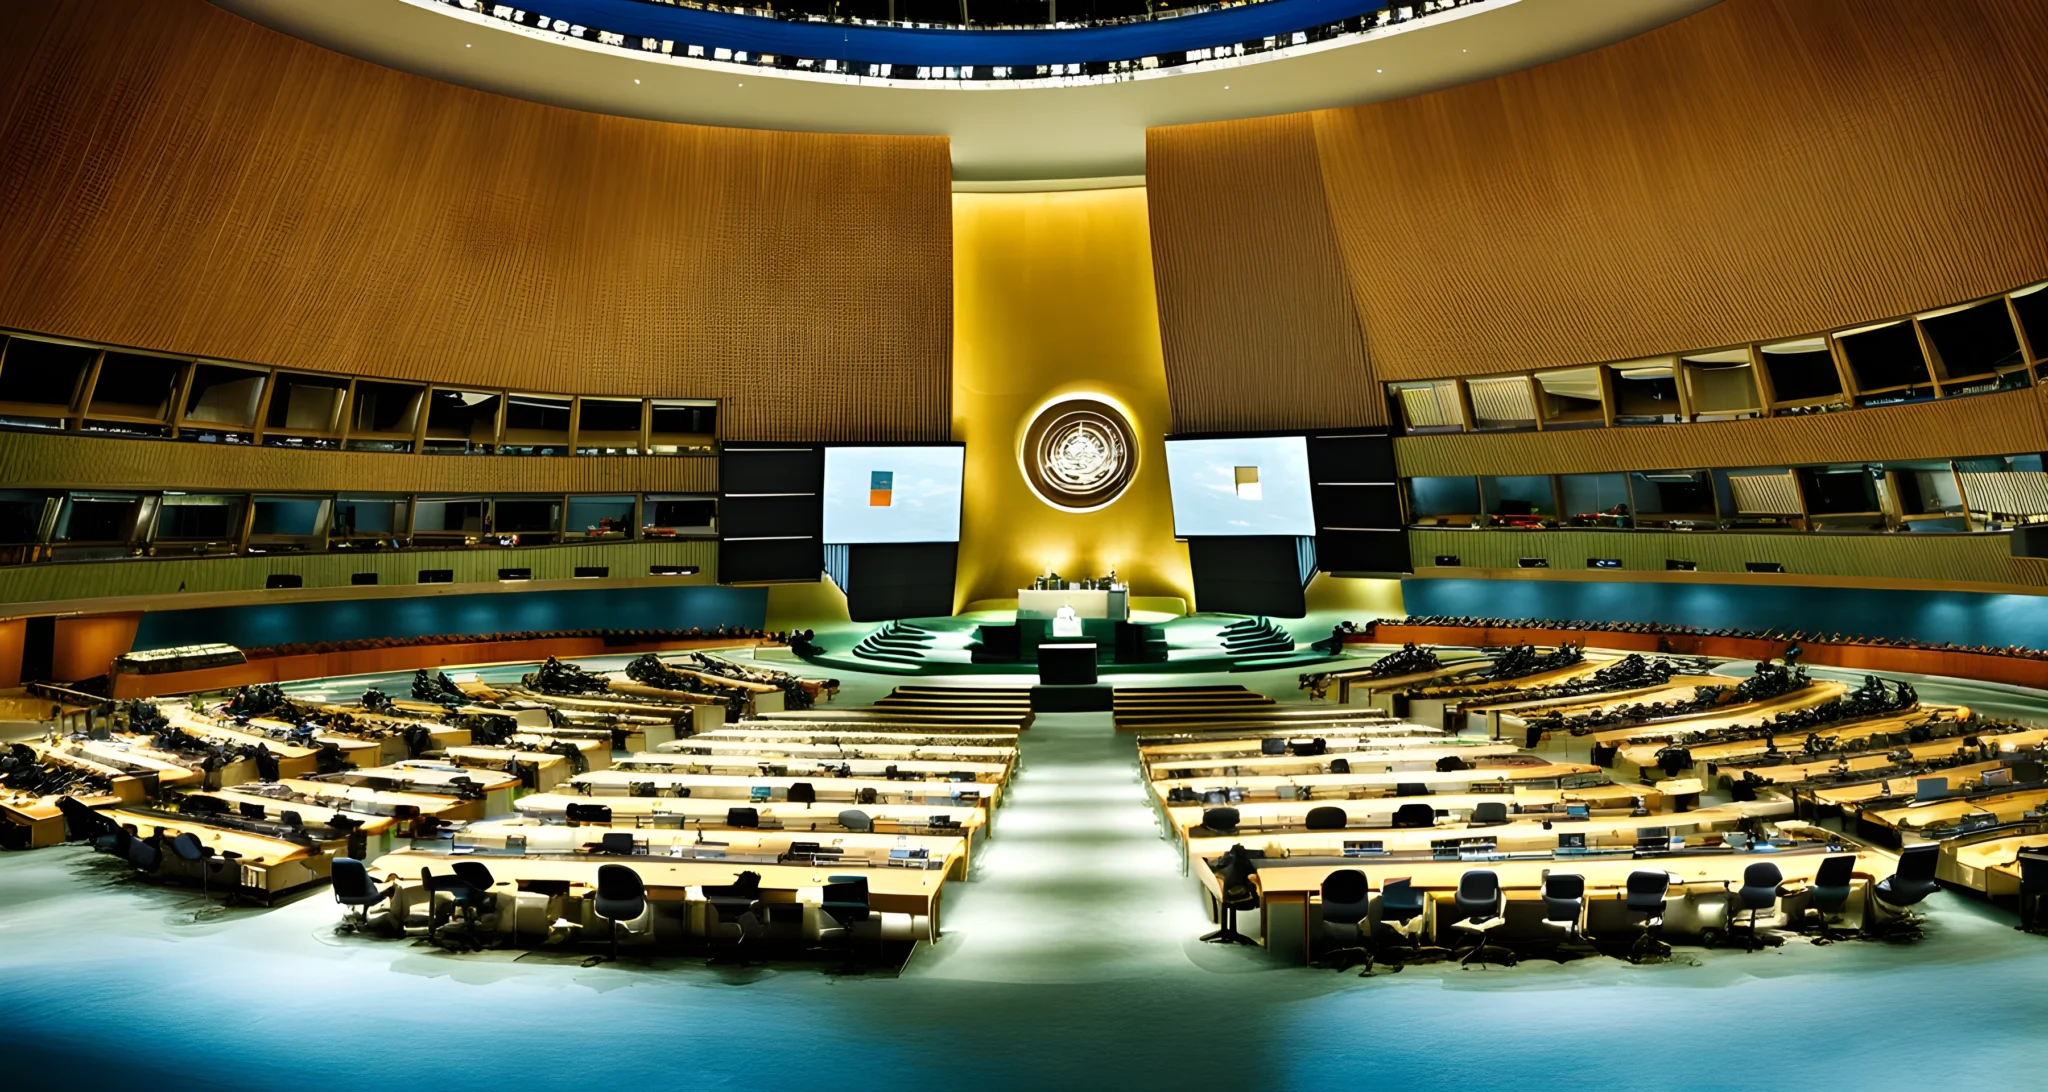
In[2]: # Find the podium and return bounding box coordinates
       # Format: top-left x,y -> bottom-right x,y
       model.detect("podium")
1037,643 -> 1099,686
1017,588 -> 1128,622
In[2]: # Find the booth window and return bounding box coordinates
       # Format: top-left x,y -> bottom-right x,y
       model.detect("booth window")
649,399 -> 718,453
248,495 -> 331,554
567,495 -> 636,540
0,337 -> 95,429
577,398 -> 645,455
423,389 -> 501,455
180,362 -> 266,443
1479,475 -> 1555,527
500,395 -> 572,456
263,372 -> 350,448
151,492 -> 245,555
85,351 -> 183,437
1406,476 -> 1481,527
347,381 -> 426,453
411,496 -> 489,546
642,494 -> 718,537
51,491 -> 149,561
1559,473 -> 1630,528
490,496 -> 563,545
1757,339 -> 1845,411
330,496 -> 409,549
0,490 -> 58,566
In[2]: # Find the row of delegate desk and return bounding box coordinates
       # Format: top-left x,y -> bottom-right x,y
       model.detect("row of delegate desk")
352,684 -> 1031,959
1137,682 -> 1937,963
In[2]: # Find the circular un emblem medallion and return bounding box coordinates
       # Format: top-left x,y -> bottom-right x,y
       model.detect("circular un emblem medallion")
1020,397 -> 1138,512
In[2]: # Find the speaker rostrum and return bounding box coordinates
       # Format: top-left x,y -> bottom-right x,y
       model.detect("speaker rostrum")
1020,397 -> 1137,511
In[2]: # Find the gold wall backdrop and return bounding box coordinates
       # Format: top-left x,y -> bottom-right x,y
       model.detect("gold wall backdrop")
952,189 -> 1193,610
0,0 -> 952,441
1146,0 -> 2048,392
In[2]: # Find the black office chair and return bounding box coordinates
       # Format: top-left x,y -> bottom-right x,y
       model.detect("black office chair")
1395,783 -> 1429,797
238,801 -> 266,820
1624,870 -> 1671,963
590,863 -> 647,965
816,874 -> 878,967
1470,801 -> 1509,826
837,809 -> 873,832
1449,869 -> 1512,968
1305,806 -> 1347,831
1802,854 -> 1857,942
1870,843 -> 1940,938
788,782 -> 817,805
168,832 -> 217,910
124,833 -> 164,875
702,871 -> 766,965
1535,872 -> 1587,957
331,856 -> 395,934
1317,869 -> 1372,971
1329,758 -> 1351,775
450,860 -> 498,943
600,832 -> 637,856
1728,861 -> 1786,951
1260,737 -> 1287,756
565,803 -> 612,826
726,807 -> 760,829
2017,851 -> 2048,934
1370,877 -> 1433,969
1392,803 -> 1435,829
1200,807 -> 1240,836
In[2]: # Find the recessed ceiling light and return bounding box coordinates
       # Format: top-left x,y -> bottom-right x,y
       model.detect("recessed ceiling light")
465,43 -> 471,48
634,79 -> 640,84
737,82 -> 744,87
1223,85 -> 1230,89
1376,68 -> 1383,73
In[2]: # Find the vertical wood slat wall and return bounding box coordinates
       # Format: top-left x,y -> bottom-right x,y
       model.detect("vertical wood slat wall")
1145,114 -> 1383,434
0,0 -> 953,443
1145,0 -> 2048,423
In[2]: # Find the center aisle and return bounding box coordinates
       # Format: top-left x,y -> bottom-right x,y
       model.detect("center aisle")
907,710 -> 1215,983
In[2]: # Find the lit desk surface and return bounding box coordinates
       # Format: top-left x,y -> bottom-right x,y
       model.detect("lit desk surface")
460,819 -> 969,877
1149,759 -> 1603,803
1617,707 -> 1969,767
572,769 -> 1002,807
1803,761 -> 2012,808
188,786 -> 398,835
514,791 -> 987,833
1405,660 -> 1623,699
1123,714 -> 1435,736
1163,785 -> 1660,841
1144,743 -> 1519,779
163,710 -> 321,768
369,848 -> 948,927
664,738 -> 1018,761
1728,728 -> 2048,784
102,808 -> 317,866
1475,676 -> 1726,718
48,739 -> 207,788
249,777 -> 473,819
1584,683 -> 1850,745
1852,786 -> 2048,833
1017,587 -> 1127,621
1233,844 -> 1889,901
1335,662 -> 1492,702
1183,798 -> 1789,860
694,726 -> 1021,747
750,711 -> 1030,729
620,753 -> 1011,780
1134,729 -> 1418,759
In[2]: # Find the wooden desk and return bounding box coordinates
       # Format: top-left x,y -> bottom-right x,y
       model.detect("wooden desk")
1162,785 -> 1655,842
459,819 -> 971,879
1718,728 -> 2048,785
1852,786 -> 2048,837
1941,829 -> 2048,895
572,769 -> 1002,810
318,762 -> 522,821
1335,660 -> 1491,706
1143,743 -> 1519,781
621,752 -> 1009,782
663,738 -> 1018,763
101,808 -> 332,898
442,745 -> 574,792
1148,758 -> 1604,805
695,726 -> 1021,747
162,710 -> 322,777
1182,798 -> 1790,861
513,791 -> 987,834
1615,707 -> 1968,770
369,847 -> 946,940
1582,683 -> 1851,748
1479,676 -> 1724,738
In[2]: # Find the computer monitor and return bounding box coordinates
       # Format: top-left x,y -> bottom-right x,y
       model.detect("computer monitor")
1982,767 -> 2014,788
1915,778 -> 1949,801
1342,840 -> 1385,857
1557,832 -> 1587,851
1565,804 -> 1591,820
1635,827 -> 1672,850
1430,838 -> 1463,857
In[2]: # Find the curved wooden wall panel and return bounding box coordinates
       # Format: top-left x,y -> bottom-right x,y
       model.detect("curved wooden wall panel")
1393,388 -> 2048,477
0,0 -> 952,441
0,432 -> 717,494
1310,0 -> 2048,381
1145,114 -> 1382,432
1407,528 -> 2048,593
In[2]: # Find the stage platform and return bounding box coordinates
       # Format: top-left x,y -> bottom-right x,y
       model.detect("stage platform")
799,612 -> 1344,677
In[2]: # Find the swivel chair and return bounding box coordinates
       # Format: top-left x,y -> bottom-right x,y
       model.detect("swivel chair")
590,863 -> 647,965
1470,801 -> 1510,826
1623,870 -> 1672,963
1200,807 -> 1240,836
168,832 -> 217,910
330,857 -> 396,934
1260,737 -> 1287,756
1728,861 -> 1786,951
1316,869 -> 1373,971
726,807 -> 760,829
1801,854 -> 1856,941
837,809 -> 873,833
1871,844 -> 1940,938
1392,803 -> 1435,830
124,832 -> 164,875
1448,869 -> 1513,968
702,871 -> 765,965
1305,807 -> 1347,832
1370,878 -> 1435,969
1537,872 -> 1588,960
788,782 -> 817,805
450,860 -> 499,944
815,874 -> 881,968
600,832 -> 637,856
1329,758 -> 1351,775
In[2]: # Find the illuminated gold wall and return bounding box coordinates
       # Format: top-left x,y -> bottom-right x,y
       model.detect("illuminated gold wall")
951,189 -> 1193,610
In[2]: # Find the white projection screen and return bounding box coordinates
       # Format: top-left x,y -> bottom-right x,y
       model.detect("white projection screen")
1164,435 -> 1316,536
821,445 -> 965,544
